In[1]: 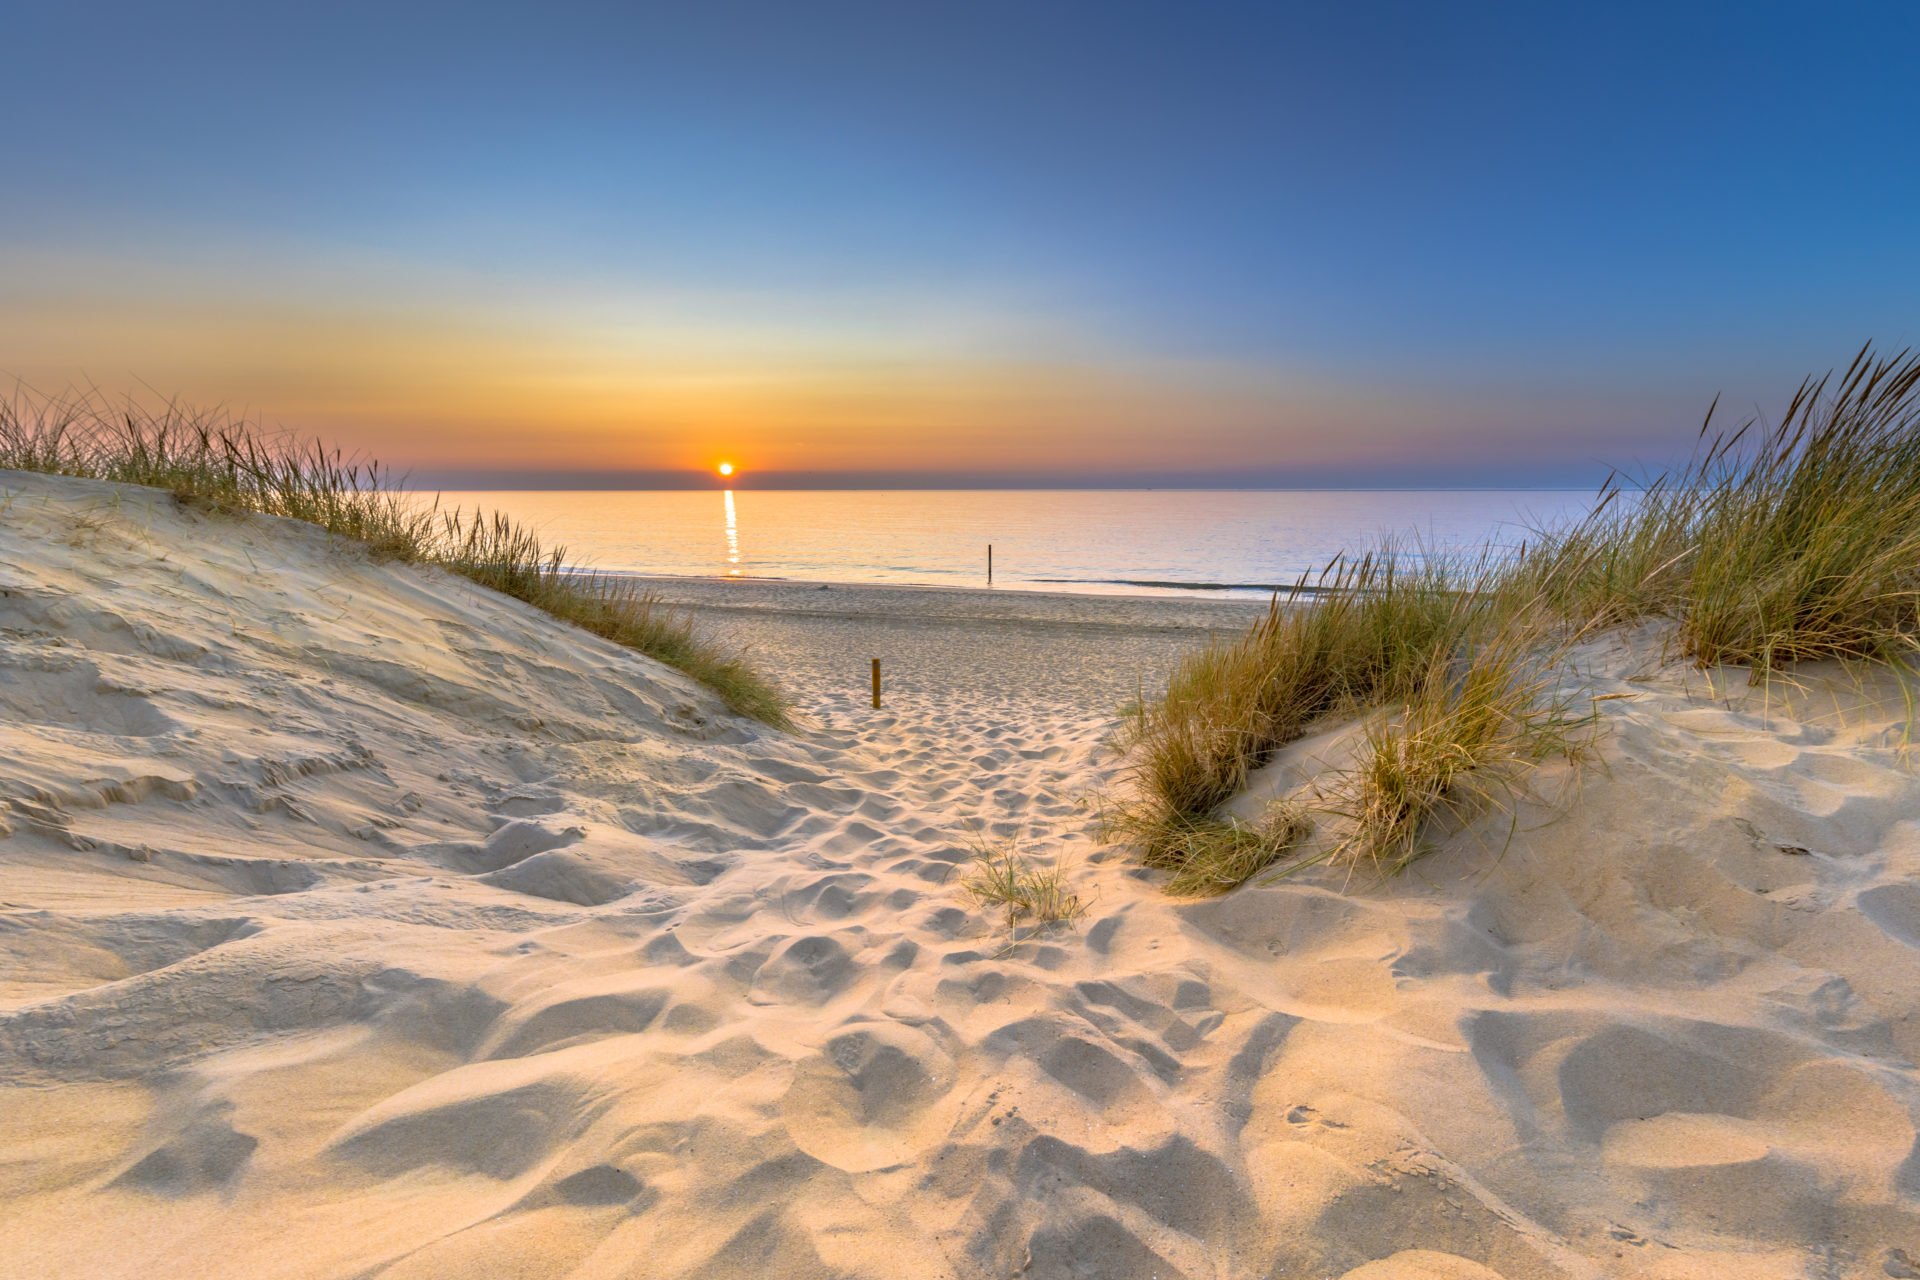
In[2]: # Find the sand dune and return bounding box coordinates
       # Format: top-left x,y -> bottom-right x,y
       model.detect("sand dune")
3,470 -> 1919,1278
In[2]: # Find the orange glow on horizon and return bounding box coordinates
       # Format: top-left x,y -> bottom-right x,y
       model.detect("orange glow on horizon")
0,280 -> 1423,474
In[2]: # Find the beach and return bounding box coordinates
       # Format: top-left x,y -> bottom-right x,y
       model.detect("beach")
624,574 -> 1273,716
5,469 -> 1920,1279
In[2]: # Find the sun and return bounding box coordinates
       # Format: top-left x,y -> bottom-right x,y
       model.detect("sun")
717,461 -> 735,478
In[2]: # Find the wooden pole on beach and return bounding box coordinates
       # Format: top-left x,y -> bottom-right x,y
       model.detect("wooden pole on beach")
988,544 -> 993,586
871,658 -> 882,708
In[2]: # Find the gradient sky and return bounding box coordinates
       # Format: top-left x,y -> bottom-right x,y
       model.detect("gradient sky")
4,1 -> 1916,485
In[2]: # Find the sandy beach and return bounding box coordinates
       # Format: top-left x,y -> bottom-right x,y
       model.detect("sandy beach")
5,469 -> 1920,1279
623,574 -> 1273,717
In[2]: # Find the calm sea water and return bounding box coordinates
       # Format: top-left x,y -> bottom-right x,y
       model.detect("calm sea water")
435,489 -> 1598,599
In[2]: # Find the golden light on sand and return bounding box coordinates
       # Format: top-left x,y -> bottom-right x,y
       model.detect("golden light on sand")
717,462 -> 735,477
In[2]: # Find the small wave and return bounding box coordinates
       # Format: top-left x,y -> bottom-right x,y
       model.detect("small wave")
1031,577 -> 1316,594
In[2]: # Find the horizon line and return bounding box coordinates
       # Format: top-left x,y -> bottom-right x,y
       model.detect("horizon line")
404,465 -> 1621,492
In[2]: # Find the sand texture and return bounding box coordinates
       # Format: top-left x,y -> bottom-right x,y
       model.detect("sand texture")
3,470 -> 1920,1279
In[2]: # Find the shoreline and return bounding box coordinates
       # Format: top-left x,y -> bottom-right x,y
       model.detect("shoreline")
607,572 -> 1277,635
612,574 -> 1271,716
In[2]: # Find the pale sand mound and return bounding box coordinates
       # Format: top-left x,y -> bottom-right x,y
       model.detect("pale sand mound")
2,470 -> 1919,1279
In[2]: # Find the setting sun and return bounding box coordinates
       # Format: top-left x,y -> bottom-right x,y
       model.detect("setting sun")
717,461 -> 735,477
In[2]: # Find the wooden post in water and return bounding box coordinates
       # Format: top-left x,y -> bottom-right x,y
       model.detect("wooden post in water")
871,658 -> 882,708
988,544 -> 993,586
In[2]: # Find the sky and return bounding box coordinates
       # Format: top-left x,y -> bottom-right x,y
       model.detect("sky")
3,0 -> 1916,487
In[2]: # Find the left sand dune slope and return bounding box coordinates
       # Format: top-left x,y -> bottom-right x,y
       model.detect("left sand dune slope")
0,471 -> 988,1278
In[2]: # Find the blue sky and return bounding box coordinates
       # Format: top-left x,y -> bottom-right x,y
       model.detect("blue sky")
3,1 -> 1915,483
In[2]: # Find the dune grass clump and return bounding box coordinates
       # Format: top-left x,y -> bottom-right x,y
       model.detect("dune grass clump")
958,837 -> 1086,936
1529,344 -> 1920,671
1118,344 -> 1920,891
0,388 -> 790,726
1114,545 -> 1520,879
1102,800 -> 1313,896
1317,629 -> 1594,875
1122,549 -> 1454,823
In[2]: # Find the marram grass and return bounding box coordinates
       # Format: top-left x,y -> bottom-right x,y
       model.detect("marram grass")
1099,800 -> 1313,896
1118,344 -> 1920,892
1316,626 -> 1597,877
0,389 -> 790,727
957,836 -> 1086,937
1527,344 -> 1920,670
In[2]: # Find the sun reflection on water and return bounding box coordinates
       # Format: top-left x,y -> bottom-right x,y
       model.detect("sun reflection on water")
722,489 -> 740,574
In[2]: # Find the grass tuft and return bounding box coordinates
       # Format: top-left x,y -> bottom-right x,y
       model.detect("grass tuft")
958,836 -> 1086,936
1104,800 -> 1313,896
1319,629 -> 1593,875
0,387 -> 789,726
1524,343 -> 1920,671
1111,543 -> 1519,884
1117,544 -> 1496,833
1115,344 -> 1920,891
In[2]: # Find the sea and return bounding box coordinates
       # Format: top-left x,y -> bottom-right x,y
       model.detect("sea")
434,489 -> 1600,600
